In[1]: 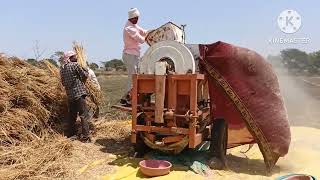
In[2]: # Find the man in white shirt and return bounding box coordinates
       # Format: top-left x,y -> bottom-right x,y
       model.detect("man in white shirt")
88,68 -> 101,90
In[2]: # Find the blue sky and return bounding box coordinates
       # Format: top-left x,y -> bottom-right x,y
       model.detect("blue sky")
0,1 -> 319,64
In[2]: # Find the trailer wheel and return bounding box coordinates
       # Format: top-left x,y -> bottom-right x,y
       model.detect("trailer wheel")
209,118 -> 228,169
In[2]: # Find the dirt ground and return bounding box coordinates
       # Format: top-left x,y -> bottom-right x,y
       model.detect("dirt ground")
61,75 -> 320,180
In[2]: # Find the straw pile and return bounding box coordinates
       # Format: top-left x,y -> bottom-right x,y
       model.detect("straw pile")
0,45 -> 101,179
0,56 -> 71,179
94,120 -> 131,140
0,57 -> 68,144
0,138 -> 71,179
73,41 -> 88,69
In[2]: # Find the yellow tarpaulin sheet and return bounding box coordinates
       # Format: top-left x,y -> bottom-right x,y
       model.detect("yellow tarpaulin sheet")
101,158 -> 204,180
77,127 -> 319,180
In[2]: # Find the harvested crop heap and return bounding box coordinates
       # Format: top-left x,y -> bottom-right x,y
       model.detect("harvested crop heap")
0,57 -> 71,179
0,45 -> 101,179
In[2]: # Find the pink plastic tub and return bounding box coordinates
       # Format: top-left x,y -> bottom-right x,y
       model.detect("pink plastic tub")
139,160 -> 172,177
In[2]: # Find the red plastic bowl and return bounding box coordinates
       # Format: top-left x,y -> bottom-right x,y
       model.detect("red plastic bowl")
139,160 -> 172,177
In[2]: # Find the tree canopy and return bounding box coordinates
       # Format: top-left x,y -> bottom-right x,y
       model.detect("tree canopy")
26,58 -> 58,67
103,59 -> 126,71
269,48 -> 320,75
89,63 -> 99,70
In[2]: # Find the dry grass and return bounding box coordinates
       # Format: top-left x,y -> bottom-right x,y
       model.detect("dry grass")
0,57 -> 70,179
85,80 -> 102,114
94,120 -> 131,141
73,42 -> 88,69
0,57 -> 68,145
0,137 -> 72,180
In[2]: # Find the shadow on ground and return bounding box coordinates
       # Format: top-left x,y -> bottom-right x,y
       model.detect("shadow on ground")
95,137 -> 132,155
226,154 -> 280,176
95,136 -> 280,177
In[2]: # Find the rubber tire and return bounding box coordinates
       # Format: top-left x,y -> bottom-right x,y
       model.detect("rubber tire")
210,118 -> 228,158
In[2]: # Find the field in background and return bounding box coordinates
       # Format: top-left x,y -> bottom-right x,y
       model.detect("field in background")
97,74 -> 130,120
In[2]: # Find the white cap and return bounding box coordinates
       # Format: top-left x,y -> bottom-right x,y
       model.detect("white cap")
128,8 -> 140,19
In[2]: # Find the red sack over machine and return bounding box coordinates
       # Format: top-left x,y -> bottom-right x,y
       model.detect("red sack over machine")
199,41 -> 291,170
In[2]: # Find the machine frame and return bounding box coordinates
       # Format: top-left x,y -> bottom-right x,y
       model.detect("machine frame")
130,73 -> 214,151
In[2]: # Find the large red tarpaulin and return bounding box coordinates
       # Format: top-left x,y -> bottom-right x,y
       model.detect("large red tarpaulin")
199,41 -> 291,170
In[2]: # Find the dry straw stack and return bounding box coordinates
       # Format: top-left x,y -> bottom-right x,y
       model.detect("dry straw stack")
0,45 -> 101,179
0,57 -> 71,179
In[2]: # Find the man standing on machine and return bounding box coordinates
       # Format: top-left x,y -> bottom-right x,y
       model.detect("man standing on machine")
120,7 -> 148,105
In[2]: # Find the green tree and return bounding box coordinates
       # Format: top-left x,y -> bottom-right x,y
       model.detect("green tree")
309,50 -> 320,68
89,62 -> 99,70
26,58 -> 38,66
280,49 -> 309,69
308,50 -> 320,74
103,59 -> 126,71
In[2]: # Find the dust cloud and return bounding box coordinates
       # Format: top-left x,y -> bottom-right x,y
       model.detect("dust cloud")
274,66 -> 320,129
